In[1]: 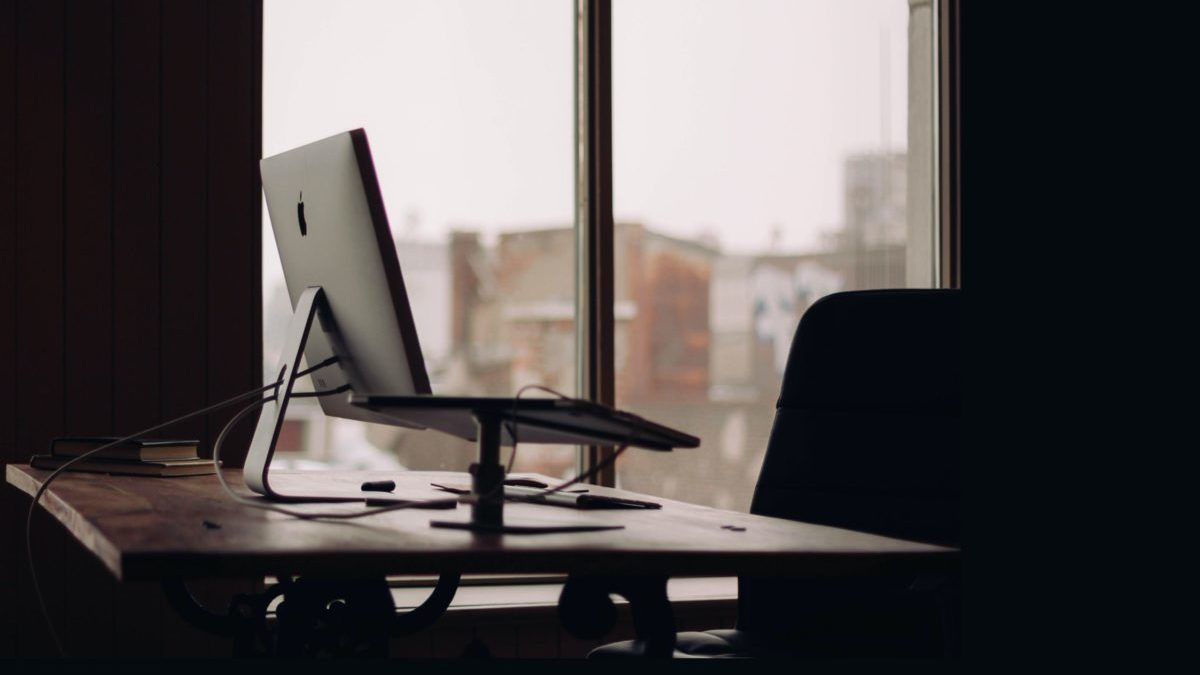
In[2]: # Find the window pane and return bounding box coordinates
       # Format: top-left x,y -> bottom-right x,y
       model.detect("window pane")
612,0 -> 937,510
262,0 -> 575,477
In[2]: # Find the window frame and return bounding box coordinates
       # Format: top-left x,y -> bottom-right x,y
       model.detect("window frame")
574,0 -> 617,485
939,0 -> 962,289
575,0 -> 961,487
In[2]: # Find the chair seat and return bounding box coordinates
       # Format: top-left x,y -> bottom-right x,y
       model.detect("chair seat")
588,629 -> 750,659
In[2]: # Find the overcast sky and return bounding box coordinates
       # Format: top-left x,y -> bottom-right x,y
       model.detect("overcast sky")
263,0 -> 912,258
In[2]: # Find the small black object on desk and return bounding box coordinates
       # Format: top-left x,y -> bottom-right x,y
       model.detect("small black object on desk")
360,480 -> 395,492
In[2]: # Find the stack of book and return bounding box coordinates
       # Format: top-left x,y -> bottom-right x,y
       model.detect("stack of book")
30,437 -> 215,477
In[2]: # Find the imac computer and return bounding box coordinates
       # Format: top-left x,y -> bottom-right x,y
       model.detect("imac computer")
252,129 -> 698,532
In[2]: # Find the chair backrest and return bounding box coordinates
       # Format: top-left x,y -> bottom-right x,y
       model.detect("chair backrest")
737,289 -> 960,648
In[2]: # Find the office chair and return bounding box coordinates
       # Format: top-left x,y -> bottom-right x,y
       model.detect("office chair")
590,289 -> 961,659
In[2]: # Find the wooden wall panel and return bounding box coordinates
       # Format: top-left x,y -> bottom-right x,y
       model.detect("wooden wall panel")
0,493 -> 19,656
206,0 -> 262,466
112,0 -> 162,434
62,1 -> 117,656
0,0 -> 262,657
13,0 -> 67,657
63,0 -> 114,437
13,0 -> 65,467
0,0 -> 17,658
159,0 -> 210,456
109,2 -> 165,652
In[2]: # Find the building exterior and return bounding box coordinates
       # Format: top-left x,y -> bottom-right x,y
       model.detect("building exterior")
263,151 -> 912,510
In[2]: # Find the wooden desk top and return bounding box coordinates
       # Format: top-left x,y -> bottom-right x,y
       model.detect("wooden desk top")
7,464 -> 957,582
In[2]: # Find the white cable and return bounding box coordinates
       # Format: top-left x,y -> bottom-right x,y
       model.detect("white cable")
210,397 -> 458,520
26,379 -> 285,657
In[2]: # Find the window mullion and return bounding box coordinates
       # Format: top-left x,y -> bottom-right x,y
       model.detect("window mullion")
574,0 -> 616,486
939,0 -> 962,289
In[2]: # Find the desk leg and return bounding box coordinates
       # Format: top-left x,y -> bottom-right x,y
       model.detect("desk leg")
274,577 -> 395,657
162,572 -> 460,657
559,574 -> 676,658
162,578 -> 277,656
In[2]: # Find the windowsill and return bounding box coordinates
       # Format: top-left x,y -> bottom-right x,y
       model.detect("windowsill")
386,573 -> 568,588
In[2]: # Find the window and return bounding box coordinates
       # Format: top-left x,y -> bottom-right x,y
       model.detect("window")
263,0 -> 944,509
609,0 -> 939,510
262,0 -> 577,477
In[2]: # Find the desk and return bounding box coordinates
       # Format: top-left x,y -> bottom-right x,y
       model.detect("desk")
7,465 -> 957,657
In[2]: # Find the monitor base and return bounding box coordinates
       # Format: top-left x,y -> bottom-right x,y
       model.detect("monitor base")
452,410 -> 625,534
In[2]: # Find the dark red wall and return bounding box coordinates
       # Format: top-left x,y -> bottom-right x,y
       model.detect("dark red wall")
0,0 -> 262,656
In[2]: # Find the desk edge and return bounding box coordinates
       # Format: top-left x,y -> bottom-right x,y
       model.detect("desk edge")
6,464 -> 127,581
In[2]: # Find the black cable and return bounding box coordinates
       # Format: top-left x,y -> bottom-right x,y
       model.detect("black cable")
293,356 -> 339,380
26,377 -> 287,658
504,383 -> 573,475
290,383 -> 352,398
539,427 -> 639,496
497,383 -> 641,498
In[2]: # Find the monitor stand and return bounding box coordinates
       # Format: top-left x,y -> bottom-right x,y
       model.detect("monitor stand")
246,285 -> 623,533
429,411 -> 623,534
244,286 -> 360,503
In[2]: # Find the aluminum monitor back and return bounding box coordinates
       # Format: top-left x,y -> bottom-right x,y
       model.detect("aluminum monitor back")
260,129 -> 432,427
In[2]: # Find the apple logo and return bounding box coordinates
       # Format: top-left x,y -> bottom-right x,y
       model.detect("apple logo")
297,191 -> 308,237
